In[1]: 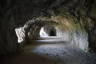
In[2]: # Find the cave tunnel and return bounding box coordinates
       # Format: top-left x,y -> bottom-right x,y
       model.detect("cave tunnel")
39,25 -> 57,37
0,0 -> 96,64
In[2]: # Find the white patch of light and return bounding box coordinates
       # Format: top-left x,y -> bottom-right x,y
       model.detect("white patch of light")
15,27 -> 25,43
71,31 -> 88,52
39,27 -> 49,37
55,27 -> 88,52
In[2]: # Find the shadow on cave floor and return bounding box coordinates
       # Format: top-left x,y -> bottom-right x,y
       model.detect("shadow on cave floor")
0,51 -> 58,64
0,38 -> 68,64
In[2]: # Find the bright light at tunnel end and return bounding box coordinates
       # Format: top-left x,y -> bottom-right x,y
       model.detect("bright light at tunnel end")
39,27 -> 49,37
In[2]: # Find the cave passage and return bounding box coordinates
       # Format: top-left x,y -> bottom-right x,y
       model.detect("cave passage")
1,12 -> 95,64
39,26 -> 56,37
0,0 -> 96,64
12,16 -> 92,64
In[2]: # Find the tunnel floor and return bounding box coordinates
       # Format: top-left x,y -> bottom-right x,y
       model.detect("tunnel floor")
0,37 -> 96,64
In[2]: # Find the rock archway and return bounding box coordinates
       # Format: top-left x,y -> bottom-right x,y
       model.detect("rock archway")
15,18 -> 58,43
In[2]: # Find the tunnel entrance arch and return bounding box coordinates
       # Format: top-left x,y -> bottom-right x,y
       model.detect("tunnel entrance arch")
15,18 -> 58,43
39,25 -> 57,37
49,29 -> 56,36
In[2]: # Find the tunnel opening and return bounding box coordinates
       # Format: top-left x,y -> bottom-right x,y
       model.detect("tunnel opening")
49,29 -> 56,36
39,27 -> 49,37
14,16 -> 89,52
49,28 -> 56,36
39,25 -> 56,38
